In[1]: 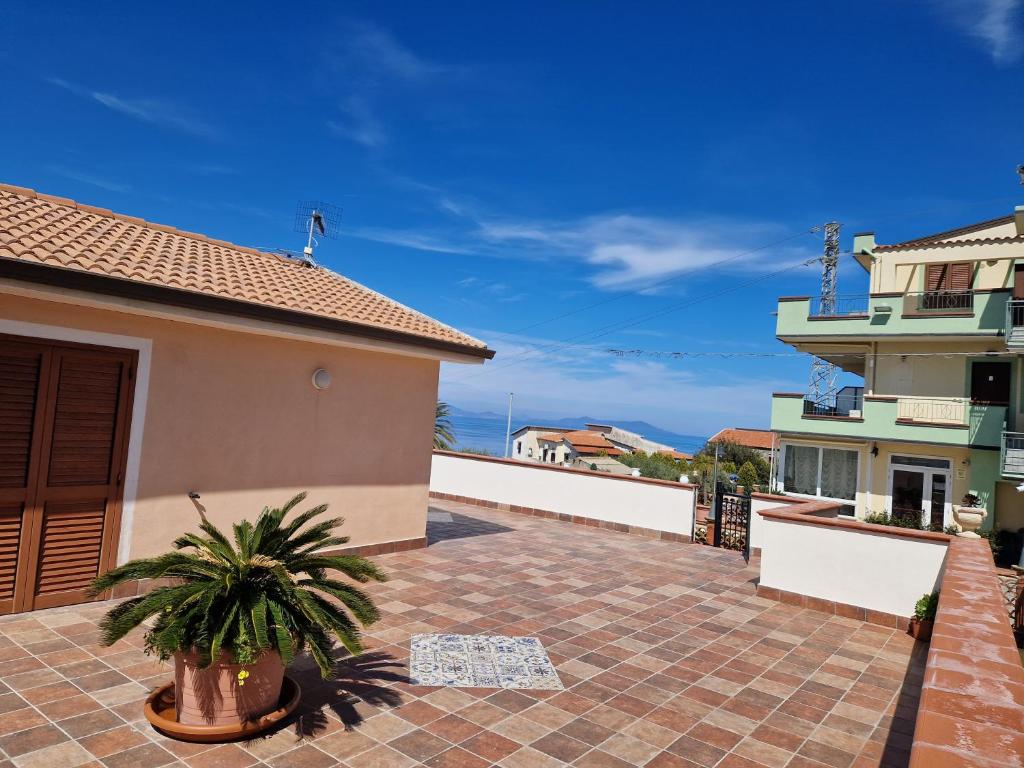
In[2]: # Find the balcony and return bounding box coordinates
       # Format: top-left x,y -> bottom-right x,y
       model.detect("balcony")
1006,299 -> 1024,348
1001,431 -> 1024,477
777,289 -> 1009,341
772,393 -> 1006,448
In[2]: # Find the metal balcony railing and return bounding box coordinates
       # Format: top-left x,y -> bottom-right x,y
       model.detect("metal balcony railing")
1007,299 -> 1024,330
803,390 -> 864,418
896,397 -> 968,425
1002,431 -> 1024,478
808,294 -> 870,317
910,290 -> 974,312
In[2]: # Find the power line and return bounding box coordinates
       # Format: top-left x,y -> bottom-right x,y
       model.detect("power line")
449,249 -> 826,383
607,349 -> 1019,359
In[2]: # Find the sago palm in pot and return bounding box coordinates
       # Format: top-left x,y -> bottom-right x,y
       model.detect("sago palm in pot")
89,493 -> 386,726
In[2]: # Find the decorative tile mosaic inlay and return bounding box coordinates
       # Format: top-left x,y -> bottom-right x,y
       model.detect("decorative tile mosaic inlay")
409,633 -> 563,690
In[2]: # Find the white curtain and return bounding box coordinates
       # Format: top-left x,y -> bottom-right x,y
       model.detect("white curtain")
821,448 -> 857,500
784,445 -> 819,495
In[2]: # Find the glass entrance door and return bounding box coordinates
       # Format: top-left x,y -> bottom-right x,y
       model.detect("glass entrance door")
888,458 -> 951,530
929,473 -> 947,530
892,469 -> 925,526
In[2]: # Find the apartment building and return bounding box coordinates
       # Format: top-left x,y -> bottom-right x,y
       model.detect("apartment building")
771,206 -> 1024,533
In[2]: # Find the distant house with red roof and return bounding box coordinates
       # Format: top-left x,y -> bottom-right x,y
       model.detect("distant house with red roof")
510,423 -> 688,469
707,427 -> 778,461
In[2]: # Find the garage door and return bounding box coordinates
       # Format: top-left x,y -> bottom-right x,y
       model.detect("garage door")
0,336 -> 136,614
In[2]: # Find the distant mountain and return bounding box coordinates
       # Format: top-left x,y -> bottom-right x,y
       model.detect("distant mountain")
446,406 -> 707,454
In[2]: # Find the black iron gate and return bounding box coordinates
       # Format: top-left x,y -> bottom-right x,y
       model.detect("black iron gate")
713,482 -> 751,558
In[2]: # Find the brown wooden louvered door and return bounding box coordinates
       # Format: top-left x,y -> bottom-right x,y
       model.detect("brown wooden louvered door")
0,336 -> 135,614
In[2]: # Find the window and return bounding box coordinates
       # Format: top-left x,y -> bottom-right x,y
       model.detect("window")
516,441 -> 522,455
527,447 -> 534,458
782,444 -> 858,506
925,262 -> 971,292
922,262 -> 973,310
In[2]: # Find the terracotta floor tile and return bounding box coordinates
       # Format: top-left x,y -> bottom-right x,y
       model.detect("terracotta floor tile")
0,502 -> 928,768
0,723 -> 67,756
389,729 -> 450,761
532,731 -> 591,762
422,745 -> 492,768
267,744 -> 336,768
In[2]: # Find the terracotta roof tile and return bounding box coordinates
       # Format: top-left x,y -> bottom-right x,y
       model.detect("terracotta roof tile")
708,427 -> 776,450
874,213 -> 1023,252
0,184 -> 491,357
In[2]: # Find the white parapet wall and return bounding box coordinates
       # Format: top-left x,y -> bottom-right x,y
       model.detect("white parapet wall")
430,451 -> 696,537
758,507 -> 949,618
749,493 -> 798,551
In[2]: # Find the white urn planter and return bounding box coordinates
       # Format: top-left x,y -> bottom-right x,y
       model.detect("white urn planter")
952,504 -> 987,538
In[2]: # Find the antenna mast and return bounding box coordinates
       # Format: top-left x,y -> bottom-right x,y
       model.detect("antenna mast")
292,201 -> 342,267
808,221 -> 840,406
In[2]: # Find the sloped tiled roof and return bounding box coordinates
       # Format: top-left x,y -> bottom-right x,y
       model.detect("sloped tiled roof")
708,427 -> 776,451
874,213 -> 1023,253
559,430 -> 623,456
658,449 -> 693,461
0,183 -> 492,358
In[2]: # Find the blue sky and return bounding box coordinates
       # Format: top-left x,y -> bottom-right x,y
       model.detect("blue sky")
1,1 -> 1022,435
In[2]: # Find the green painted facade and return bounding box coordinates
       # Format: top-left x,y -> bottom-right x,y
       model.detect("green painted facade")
776,292 -> 1010,340
969,448 -> 1001,532
771,395 -> 1006,449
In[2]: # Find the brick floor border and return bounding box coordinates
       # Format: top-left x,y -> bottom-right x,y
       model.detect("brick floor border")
756,584 -> 911,631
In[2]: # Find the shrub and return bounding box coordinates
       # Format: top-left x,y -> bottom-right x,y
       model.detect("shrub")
737,462 -> 759,494
913,592 -> 939,621
89,493 -> 386,677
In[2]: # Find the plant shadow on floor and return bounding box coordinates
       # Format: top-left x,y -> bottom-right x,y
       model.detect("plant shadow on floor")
263,650 -> 408,739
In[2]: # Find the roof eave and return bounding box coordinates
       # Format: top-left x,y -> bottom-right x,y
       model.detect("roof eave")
0,257 -> 496,361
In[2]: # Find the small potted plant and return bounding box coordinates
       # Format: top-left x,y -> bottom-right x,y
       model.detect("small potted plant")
909,592 -> 939,642
953,492 -> 987,538
89,493 -> 386,732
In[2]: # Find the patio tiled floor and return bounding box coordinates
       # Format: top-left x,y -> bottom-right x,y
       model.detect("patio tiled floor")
0,499 -> 926,767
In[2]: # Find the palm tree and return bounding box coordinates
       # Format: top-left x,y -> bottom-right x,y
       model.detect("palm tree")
434,400 -> 455,450
89,493 -> 386,678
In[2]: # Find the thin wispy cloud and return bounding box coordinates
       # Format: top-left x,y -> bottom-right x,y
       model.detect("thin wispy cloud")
346,200 -> 814,292
934,0 -> 1022,63
324,22 -> 465,147
47,78 -> 219,138
343,23 -> 455,84
327,97 -> 388,147
46,165 -> 131,193
440,328 -> 785,434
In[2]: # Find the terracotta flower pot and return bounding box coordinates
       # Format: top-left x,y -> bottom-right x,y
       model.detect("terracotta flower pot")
174,650 -> 284,726
908,617 -> 933,643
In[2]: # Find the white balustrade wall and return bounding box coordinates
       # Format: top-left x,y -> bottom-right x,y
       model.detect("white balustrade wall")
758,512 -> 949,617
430,452 -> 696,536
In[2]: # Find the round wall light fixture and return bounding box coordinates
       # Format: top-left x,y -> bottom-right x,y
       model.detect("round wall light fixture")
311,368 -> 332,390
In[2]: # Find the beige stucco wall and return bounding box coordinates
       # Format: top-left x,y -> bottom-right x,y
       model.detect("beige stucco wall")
869,229 -> 1018,294
776,436 -> 977,525
871,340 -> 1012,395
1,292 -> 439,560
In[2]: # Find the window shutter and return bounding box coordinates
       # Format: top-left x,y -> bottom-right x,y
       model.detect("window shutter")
0,346 -> 44,611
925,264 -> 946,291
949,263 -> 971,292
925,262 -> 971,292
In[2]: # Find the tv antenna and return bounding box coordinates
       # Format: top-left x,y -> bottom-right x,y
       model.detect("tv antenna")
292,201 -> 342,267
